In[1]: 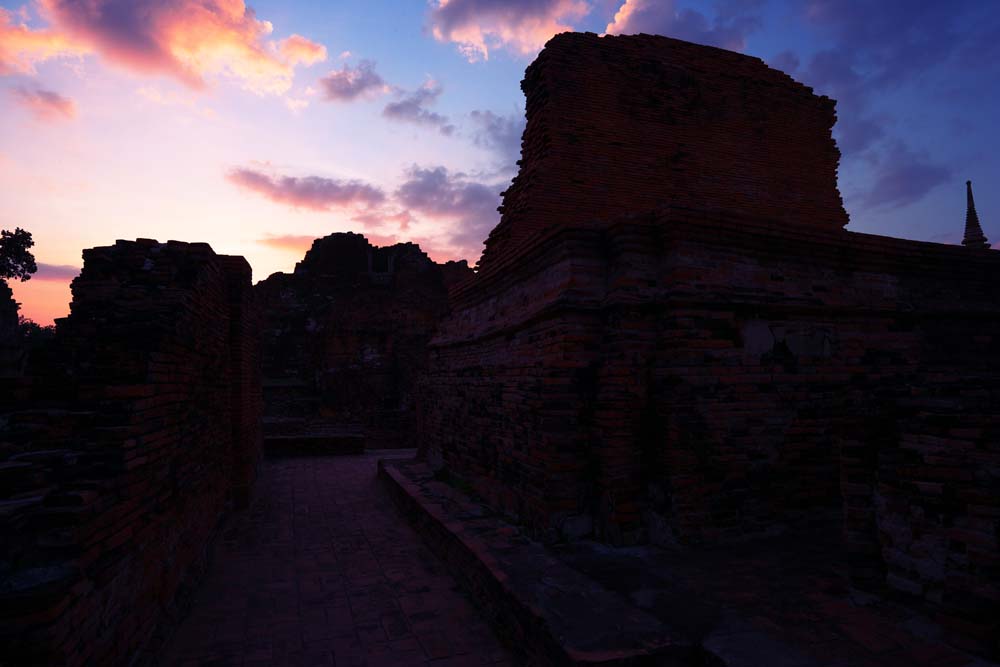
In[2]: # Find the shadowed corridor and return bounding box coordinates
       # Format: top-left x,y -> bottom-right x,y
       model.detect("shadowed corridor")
158,453 -> 514,667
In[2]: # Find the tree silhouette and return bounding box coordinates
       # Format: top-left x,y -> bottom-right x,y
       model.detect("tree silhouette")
0,228 -> 38,282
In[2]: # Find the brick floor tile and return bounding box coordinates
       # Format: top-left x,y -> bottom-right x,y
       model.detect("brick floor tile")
158,454 -> 514,666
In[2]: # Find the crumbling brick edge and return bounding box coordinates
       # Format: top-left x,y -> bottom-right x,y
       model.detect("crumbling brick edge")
378,458 -> 712,667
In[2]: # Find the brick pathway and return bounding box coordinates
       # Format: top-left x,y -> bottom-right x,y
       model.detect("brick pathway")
158,453 -> 515,666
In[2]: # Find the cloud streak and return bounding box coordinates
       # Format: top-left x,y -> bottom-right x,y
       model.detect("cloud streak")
792,1 -> 983,209
469,109 -> 524,171
33,262 -> 81,281
427,0 -> 589,61
383,80 -> 454,135
319,60 -> 387,101
861,143 -> 951,211
227,167 -> 386,211
11,86 -> 77,121
245,164 -> 502,261
395,165 -> 501,255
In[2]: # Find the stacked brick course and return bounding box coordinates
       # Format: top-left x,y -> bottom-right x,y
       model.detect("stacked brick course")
255,232 -> 471,450
0,280 -> 20,376
478,32 -> 847,272
418,32 -> 1000,658
0,240 -> 262,666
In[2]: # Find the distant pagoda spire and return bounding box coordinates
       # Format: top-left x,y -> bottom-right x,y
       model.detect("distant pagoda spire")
963,180 -> 989,248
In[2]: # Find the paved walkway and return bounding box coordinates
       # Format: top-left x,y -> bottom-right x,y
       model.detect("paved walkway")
159,453 -> 514,666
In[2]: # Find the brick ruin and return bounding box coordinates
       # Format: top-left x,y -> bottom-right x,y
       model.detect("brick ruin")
417,33 -> 1000,657
0,29 -> 996,666
255,232 -> 471,452
0,280 -> 19,374
0,240 -> 262,665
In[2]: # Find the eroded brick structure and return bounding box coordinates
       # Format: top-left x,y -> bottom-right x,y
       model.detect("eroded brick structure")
256,232 -> 471,451
0,240 -> 262,665
417,33 -> 1000,657
0,280 -> 20,375
478,32 -> 847,272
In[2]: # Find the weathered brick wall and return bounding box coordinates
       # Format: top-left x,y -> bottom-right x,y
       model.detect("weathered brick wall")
419,212 -> 1000,655
0,239 -> 262,666
0,280 -> 21,376
256,233 -> 471,449
478,32 -> 847,272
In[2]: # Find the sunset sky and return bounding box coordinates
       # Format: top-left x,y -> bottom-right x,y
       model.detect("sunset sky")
2,0 -> 998,324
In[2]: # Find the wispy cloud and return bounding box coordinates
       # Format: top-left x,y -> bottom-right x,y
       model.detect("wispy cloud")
382,80 -> 454,135
318,59 -> 388,101
227,167 -> 386,211
860,142 -> 951,211
33,262 -> 80,281
10,85 -> 77,121
395,164 -> 501,256
246,163 -> 502,261
469,109 -> 524,171
792,1 -> 985,208
427,0 -> 589,61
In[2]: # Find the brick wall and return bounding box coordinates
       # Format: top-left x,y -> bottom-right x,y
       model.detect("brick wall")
418,211 -> 1000,656
255,233 -> 470,449
478,32 -> 847,272
0,239 -> 262,666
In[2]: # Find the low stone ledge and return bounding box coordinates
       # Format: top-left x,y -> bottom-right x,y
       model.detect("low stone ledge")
378,457 -> 702,667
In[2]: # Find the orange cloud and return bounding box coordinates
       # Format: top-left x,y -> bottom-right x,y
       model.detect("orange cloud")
37,0 -> 325,94
0,7 -> 86,74
278,34 -> 327,66
427,0 -> 589,61
11,86 -> 77,121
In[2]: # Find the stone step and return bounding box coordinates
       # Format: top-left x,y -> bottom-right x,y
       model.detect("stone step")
378,458 -> 706,667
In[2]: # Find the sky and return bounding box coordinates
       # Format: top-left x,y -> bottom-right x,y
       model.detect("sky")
2,0 -> 998,325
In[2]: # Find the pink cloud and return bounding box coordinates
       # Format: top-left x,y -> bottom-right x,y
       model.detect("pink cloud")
37,0 -> 325,94
227,167 -> 386,211
11,86 -> 77,121
395,165 -> 501,260
33,262 -> 81,281
382,79 -> 454,135
605,0 -> 761,51
278,34 -> 327,66
0,7 -> 85,74
318,60 -> 387,101
427,0 -> 589,61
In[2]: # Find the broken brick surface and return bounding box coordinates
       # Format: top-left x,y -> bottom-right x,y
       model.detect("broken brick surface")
0,239 -> 262,666
417,33 -> 1000,660
255,233 -> 472,452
